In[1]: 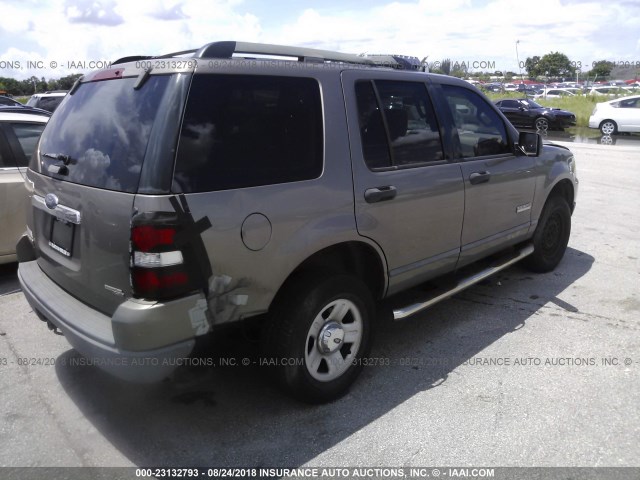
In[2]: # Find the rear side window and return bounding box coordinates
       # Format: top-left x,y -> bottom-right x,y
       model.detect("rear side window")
619,98 -> 639,108
355,80 -> 443,170
442,84 -> 510,158
499,100 -> 520,108
10,123 -> 46,166
38,76 -> 170,193
172,75 -> 323,193
37,96 -> 65,112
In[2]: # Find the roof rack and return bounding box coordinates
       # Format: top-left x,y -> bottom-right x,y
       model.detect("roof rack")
194,41 -> 381,66
113,41 -> 425,71
112,55 -> 153,65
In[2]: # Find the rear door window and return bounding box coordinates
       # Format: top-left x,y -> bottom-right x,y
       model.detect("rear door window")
38,76 -> 171,193
172,75 -> 323,193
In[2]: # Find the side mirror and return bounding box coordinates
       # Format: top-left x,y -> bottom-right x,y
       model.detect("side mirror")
517,131 -> 542,157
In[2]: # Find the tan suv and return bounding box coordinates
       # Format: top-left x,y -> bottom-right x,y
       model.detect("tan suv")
18,41 -> 577,403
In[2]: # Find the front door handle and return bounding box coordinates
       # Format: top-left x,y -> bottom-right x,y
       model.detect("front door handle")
469,171 -> 491,185
364,186 -> 397,204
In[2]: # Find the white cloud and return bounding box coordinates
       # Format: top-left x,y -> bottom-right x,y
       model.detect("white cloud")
0,0 -> 638,80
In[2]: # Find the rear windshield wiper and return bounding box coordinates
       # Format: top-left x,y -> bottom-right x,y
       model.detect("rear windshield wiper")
42,152 -> 72,165
42,152 -> 73,175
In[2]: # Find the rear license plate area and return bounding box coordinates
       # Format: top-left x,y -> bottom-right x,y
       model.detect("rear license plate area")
49,217 -> 75,257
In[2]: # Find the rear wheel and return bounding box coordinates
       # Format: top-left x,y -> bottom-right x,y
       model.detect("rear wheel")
600,120 -> 617,135
263,273 -> 374,403
524,196 -> 571,273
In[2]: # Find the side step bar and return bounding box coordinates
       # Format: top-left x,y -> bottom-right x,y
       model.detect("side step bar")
393,243 -> 534,320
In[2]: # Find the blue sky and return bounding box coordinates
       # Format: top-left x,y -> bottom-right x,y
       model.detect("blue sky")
0,0 -> 639,80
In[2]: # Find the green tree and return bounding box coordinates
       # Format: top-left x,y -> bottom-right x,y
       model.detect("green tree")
524,56 -> 541,77
450,61 -> 468,78
58,73 -> 83,90
588,60 -> 614,79
47,79 -> 60,91
524,52 -> 575,79
440,58 -> 451,75
0,77 -> 25,95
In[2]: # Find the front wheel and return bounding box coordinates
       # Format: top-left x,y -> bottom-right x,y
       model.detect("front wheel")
524,196 -> 571,273
534,116 -> 550,132
264,273 -> 374,403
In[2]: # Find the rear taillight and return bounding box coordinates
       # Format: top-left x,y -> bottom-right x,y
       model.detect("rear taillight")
132,226 -> 176,251
131,224 -> 194,300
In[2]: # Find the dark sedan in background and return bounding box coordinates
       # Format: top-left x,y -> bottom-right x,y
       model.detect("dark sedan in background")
495,98 -> 576,131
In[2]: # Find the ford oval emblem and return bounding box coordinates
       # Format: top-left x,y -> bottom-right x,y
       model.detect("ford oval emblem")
44,193 -> 59,210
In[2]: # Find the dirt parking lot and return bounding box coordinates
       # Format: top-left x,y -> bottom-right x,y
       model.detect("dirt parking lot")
0,142 -> 639,471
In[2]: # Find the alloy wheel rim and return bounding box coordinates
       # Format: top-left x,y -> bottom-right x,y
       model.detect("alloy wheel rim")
602,122 -> 615,135
535,118 -> 549,131
304,299 -> 363,382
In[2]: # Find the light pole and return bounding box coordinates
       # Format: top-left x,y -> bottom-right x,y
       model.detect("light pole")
515,40 -> 523,83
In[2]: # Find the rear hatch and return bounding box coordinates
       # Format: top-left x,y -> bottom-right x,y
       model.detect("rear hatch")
28,69 -> 187,315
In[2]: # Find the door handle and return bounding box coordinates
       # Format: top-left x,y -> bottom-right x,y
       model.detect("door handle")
364,186 -> 397,204
469,171 -> 491,185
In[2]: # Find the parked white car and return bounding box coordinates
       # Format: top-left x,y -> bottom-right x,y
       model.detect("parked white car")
534,88 -> 580,99
588,95 -> 640,135
588,86 -> 633,97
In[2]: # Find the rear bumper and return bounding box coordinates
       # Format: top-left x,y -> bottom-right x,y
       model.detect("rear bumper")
18,260 -> 198,383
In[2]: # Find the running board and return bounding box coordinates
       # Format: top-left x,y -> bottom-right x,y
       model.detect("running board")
392,243 -> 534,320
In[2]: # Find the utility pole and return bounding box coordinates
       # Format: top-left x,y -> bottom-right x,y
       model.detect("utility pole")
515,40 -> 523,82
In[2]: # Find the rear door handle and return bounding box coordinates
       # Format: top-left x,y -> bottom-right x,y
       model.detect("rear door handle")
364,186 -> 397,204
469,171 -> 491,185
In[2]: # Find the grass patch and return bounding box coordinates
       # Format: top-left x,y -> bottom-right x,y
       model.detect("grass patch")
536,96 -> 601,128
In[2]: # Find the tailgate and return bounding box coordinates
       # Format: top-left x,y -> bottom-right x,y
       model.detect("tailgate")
27,72 -> 178,315
30,173 -> 134,315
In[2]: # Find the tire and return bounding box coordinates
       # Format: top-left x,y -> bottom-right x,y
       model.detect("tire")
524,195 -> 571,273
263,273 -> 374,403
600,120 -> 617,135
534,117 -> 550,132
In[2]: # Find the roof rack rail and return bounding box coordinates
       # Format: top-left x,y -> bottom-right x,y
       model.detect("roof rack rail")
364,54 -> 425,71
156,49 -> 198,58
112,42 -> 425,71
193,41 -> 381,67
112,55 -> 154,65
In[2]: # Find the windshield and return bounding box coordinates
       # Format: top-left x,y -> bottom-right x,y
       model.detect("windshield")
521,99 -> 543,109
38,75 -> 170,193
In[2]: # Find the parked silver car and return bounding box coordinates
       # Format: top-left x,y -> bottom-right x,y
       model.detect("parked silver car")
18,41 -> 578,403
0,110 -> 49,264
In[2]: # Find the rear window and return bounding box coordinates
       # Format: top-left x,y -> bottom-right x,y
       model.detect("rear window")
38,76 -> 170,193
172,75 -> 323,193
